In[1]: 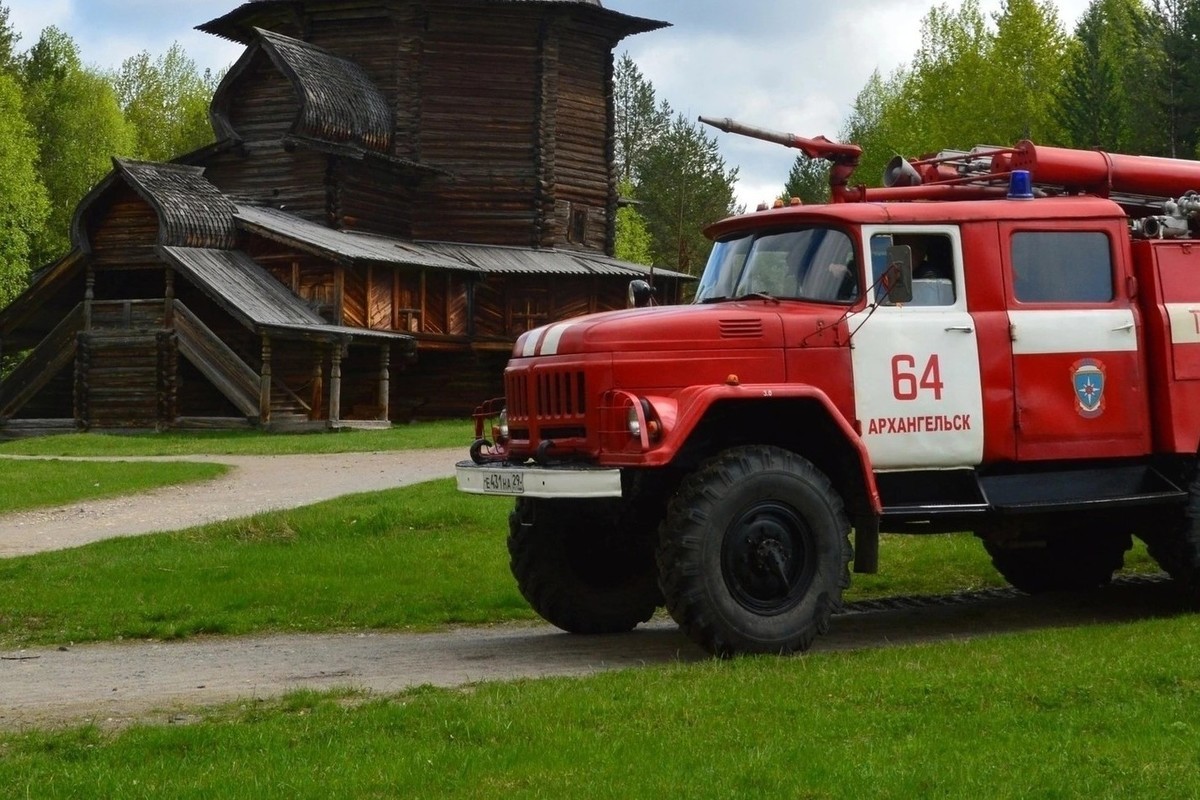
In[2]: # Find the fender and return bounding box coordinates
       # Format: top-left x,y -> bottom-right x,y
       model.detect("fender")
606,382 -> 882,515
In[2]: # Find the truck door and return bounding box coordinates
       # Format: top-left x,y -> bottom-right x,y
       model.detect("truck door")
1001,225 -> 1150,460
848,226 -> 985,470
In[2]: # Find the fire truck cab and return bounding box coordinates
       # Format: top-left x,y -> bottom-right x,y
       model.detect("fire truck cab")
456,120 -> 1200,657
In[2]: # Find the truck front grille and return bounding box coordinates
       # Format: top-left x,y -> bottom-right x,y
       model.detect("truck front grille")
506,368 -> 587,442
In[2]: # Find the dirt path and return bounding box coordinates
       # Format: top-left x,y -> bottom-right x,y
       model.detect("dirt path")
0,578 -> 1184,730
0,448 -> 463,557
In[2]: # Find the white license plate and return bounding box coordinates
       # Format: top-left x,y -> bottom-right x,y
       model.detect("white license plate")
481,470 -> 525,495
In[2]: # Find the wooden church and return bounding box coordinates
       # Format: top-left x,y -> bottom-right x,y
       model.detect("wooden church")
0,0 -> 685,434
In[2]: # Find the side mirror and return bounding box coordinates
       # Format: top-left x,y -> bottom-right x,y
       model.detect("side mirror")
627,279 -> 654,308
883,245 -> 913,304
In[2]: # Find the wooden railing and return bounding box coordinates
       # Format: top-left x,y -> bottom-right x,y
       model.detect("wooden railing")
172,301 -> 260,418
0,303 -> 83,418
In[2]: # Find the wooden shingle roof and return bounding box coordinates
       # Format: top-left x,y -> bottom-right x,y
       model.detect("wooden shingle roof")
254,28 -> 393,154
197,1 -> 668,44
113,160 -> 238,249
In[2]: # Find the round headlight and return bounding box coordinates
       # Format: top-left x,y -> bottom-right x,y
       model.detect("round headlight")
626,404 -> 641,438
498,408 -> 510,439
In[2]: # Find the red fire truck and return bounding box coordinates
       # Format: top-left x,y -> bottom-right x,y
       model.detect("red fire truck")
456,117 -> 1200,656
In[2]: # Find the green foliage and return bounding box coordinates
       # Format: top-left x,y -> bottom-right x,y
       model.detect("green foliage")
113,44 -> 218,162
20,28 -> 135,265
782,154 -> 830,205
636,114 -> 738,274
0,3 -> 18,73
1057,0 -> 1159,152
613,54 -> 737,273
0,69 -> 48,305
838,0 -> 1069,186
613,179 -> 653,264
612,52 -> 670,185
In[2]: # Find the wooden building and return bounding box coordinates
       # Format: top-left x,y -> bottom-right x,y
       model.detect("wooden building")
0,0 -> 687,433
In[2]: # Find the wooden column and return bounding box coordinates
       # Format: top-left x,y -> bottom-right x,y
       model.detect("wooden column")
259,334 -> 272,426
377,345 -> 390,421
83,267 -> 95,331
309,344 -> 324,421
164,270 -> 175,328
329,344 -> 343,425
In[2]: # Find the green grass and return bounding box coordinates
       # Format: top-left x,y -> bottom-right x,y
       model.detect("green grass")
0,478 -> 1162,648
0,419 -> 475,457
2,617 -> 1198,798
0,480 -> 528,648
0,459 -> 228,513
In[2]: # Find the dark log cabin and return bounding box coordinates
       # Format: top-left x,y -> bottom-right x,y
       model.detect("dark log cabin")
0,0 -> 685,434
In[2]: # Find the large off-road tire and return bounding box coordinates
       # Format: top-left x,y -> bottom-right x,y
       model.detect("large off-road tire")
508,497 -> 662,634
657,445 -> 852,657
1140,471 -> 1200,602
984,530 -> 1131,594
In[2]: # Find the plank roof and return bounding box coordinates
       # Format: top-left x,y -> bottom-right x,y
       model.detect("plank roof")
158,246 -> 414,346
234,204 -> 691,279
235,206 -> 473,271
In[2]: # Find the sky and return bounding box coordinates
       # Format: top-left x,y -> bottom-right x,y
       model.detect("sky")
8,0 -> 1092,209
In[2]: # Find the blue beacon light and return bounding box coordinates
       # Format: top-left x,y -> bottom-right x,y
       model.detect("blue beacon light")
1007,169 -> 1034,200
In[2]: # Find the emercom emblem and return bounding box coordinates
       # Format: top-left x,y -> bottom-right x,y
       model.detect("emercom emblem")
1071,358 -> 1106,418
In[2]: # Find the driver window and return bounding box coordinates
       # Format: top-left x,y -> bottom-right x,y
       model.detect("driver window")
871,233 -> 956,306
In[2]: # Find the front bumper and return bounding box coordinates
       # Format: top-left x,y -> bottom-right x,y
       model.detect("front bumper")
455,460 -> 622,498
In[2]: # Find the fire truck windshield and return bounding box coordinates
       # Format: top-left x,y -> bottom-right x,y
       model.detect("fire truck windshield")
695,227 -> 858,304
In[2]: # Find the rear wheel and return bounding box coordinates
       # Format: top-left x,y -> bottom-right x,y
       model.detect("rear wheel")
1140,471 -> 1200,602
657,445 -> 852,657
984,530 -> 1131,593
508,497 -> 662,634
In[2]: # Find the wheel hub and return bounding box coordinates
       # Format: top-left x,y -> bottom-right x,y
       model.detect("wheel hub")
721,502 -> 815,615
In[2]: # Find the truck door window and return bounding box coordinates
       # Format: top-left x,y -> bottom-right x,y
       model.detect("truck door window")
1011,232 -> 1113,303
871,232 -> 956,306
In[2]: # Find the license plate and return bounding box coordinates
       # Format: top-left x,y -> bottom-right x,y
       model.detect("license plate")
482,470 -> 524,495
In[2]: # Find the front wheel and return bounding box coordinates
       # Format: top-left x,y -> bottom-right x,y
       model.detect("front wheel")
657,446 -> 852,657
508,497 -> 662,634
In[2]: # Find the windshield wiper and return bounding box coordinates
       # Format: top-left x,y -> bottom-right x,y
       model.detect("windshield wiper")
733,291 -> 780,304
700,295 -> 731,304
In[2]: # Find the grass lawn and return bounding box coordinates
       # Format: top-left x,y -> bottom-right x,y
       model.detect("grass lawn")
2,618 -> 1198,798
0,459 -> 228,514
0,478 -> 1163,649
0,475 -> 1191,796
0,419 -> 474,457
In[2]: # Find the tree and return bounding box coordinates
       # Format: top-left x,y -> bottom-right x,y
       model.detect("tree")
0,3 -> 18,73
1150,0 -> 1200,156
838,0 -> 1070,187
1057,0 -> 1158,152
0,70 -> 49,305
114,44 -> 217,162
614,180 -> 653,265
613,52 -> 670,185
783,155 -> 831,205
988,0 -> 1069,143
20,27 -> 134,265
636,113 -> 738,274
